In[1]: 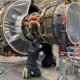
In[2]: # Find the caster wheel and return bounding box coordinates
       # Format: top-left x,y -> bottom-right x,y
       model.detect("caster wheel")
22,68 -> 30,79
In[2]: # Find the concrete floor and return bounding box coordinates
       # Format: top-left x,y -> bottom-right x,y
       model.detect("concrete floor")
0,56 -> 79,80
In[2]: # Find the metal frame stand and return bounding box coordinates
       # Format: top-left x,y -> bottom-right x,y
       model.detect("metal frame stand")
57,54 -> 68,80
57,24 -> 68,80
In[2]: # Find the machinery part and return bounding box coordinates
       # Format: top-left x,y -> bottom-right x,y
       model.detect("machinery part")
22,14 -> 41,42
23,3 -> 71,45
0,26 -> 10,56
38,3 -> 71,45
3,0 -> 40,55
3,0 -> 31,55
66,2 -> 80,45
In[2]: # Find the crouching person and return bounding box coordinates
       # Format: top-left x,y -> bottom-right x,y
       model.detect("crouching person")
22,14 -> 56,79
22,41 -> 56,79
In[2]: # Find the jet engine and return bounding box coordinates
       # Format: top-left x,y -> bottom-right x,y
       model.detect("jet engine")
1,0 -> 80,55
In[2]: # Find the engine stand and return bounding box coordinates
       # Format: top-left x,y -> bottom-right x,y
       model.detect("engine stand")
57,53 -> 68,80
57,23 -> 68,80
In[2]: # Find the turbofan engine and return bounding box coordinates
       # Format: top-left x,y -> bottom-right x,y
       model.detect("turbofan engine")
1,0 -> 80,55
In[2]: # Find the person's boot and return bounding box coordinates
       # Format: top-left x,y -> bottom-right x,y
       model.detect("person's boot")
42,43 -> 56,68
22,42 -> 41,79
